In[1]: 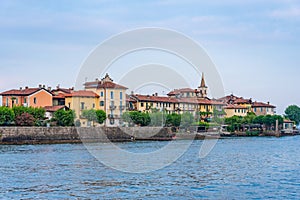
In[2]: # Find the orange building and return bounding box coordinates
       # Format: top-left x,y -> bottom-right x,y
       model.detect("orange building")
0,85 -> 53,108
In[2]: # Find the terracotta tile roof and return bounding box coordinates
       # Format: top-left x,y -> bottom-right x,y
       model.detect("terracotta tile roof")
132,94 -> 177,103
252,102 -> 275,108
84,81 -> 128,90
65,90 -> 99,98
0,88 -> 52,96
53,93 -> 65,99
224,104 -> 249,109
167,88 -> 196,96
234,98 -> 251,104
131,94 -> 225,105
51,88 -> 73,94
44,105 -> 65,112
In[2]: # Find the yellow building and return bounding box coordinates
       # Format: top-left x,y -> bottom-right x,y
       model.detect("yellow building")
65,90 -> 99,126
224,105 -> 248,117
84,73 -> 128,126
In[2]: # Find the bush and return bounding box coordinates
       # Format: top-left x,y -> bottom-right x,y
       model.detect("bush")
15,113 -> 35,126
0,106 -> 15,125
53,109 -> 75,126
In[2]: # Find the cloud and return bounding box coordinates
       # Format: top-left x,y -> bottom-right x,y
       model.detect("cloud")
269,6 -> 300,19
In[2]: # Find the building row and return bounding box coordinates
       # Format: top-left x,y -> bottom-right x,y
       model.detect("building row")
0,73 -> 276,126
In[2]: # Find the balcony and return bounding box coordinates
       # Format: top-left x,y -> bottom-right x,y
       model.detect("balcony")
119,105 -> 126,110
109,105 -> 117,110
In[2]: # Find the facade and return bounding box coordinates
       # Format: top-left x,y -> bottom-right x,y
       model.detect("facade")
0,85 -> 53,108
224,105 -> 249,118
128,73 -> 225,121
84,73 -> 128,126
65,90 -> 100,126
51,86 -> 74,106
251,102 -> 276,116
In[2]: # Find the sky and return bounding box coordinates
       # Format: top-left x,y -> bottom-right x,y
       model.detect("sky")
0,0 -> 299,114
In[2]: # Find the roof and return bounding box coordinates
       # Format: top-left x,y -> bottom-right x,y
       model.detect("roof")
167,88 -> 196,96
53,93 -> 65,99
200,72 -> 207,88
84,74 -> 128,90
234,98 -> 251,104
283,119 -> 294,123
131,94 -> 178,103
65,90 -> 99,98
51,88 -> 73,94
252,101 -> 275,108
131,94 -> 226,105
44,105 -> 66,112
0,88 -> 52,96
224,105 -> 249,109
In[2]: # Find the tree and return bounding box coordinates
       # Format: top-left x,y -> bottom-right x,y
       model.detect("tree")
15,113 -> 35,126
165,113 -> 181,127
95,110 -> 106,124
149,111 -> 164,126
12,106 -> 45,125
180,112 -> 194,128
0,106 -> 15,125
284,105 -> 300,125
53,109 -> 75,126
242,112 -> 256,124
82,109 -> 97,126
121,111 -> 150,126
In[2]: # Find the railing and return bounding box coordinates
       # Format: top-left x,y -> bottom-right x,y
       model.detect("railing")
109,105 -> 117,110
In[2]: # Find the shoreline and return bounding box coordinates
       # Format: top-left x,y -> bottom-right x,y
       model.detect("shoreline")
0,126 -> 298,145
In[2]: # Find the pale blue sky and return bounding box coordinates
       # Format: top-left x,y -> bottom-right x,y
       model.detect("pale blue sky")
0,0 -> 299,114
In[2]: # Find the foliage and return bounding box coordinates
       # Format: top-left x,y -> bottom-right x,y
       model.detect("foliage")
95,110 -> 106,124
82,109 -> 97,122
242,112 -> 256,124
122,111 -> 151,126
0,106 -> 15,125
12,106 -> 45,123
180,112 -> 194,128
53,109 -> 75,126
149,111 -> 164,126
165,113 -> 181,127
284,105 -> 300,125
15,113 -> 35,126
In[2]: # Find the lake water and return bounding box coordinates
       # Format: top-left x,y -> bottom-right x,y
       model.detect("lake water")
0,136 -> 300,199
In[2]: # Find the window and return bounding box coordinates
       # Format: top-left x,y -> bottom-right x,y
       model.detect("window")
24,98 -> 27,103
141,102 -> 144,107
34,97 -> 37,104
254,108 -> 257,112
100,91 -> 104,97
16,98 -> 18,104
100,101 -> 104,106
6,97 -> 8,106
68,103 -> 71,108
93,103 -> 95,108
81,102 -> 85,110
261,108 -> 263,112
110,91 -> 114,99
120,92 -> 123,100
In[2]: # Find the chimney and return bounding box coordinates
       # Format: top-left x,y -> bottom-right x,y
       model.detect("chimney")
155,93 -> 158,96
42,85 -> 45,89
25,86 -> 28,89
48,86 -> 52,91
39,84 -> 42,89
131,91 -> 134,95
267,101 -> 270,105
19,87 -> 22,90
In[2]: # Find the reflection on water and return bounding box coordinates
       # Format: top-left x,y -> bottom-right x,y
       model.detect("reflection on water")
0,137 -> 300,199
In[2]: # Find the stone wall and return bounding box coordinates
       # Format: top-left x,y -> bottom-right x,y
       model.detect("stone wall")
0,127 -> 174,145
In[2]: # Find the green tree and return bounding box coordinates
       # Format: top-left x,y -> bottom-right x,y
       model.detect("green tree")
284,105 -> 300,125
180,112 -> 194,128
0,106 -> 15,125
121,111 -> 150,126
165,113 -> 181,127
82,109 -> 97,126
12,106 -> 45,125
149,111 -> 164,126
225,115 -> 243,132
242,112 -> 256,124
53,109 -> 75,126
95,110 -> 106,124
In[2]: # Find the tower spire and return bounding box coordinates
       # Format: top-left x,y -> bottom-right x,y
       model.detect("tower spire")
200,72 -> 206,87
